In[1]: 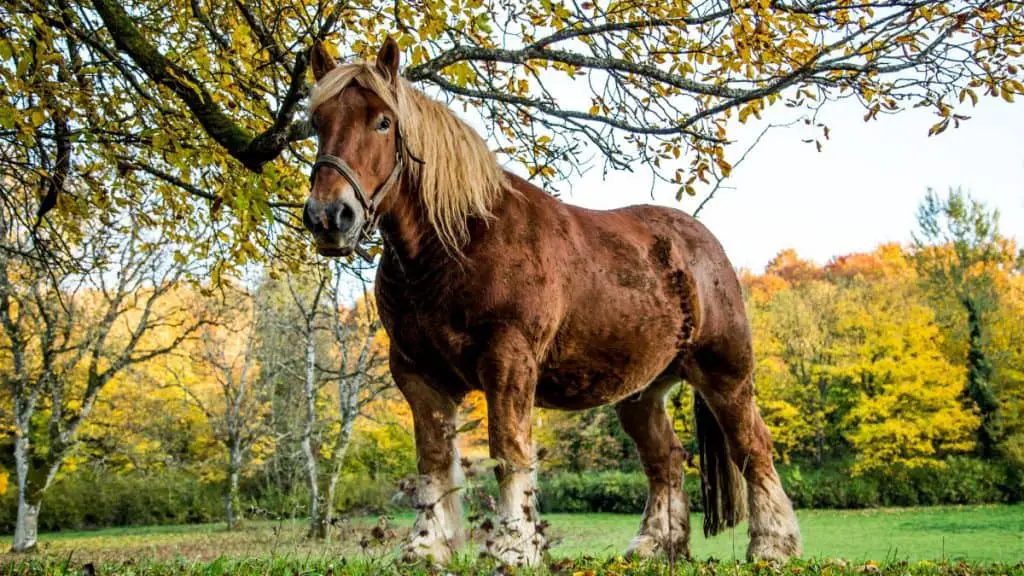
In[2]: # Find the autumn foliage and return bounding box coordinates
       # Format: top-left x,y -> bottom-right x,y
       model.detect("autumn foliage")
4,0 -> 1023,271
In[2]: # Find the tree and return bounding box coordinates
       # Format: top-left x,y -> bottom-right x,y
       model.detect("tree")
308,266 -> 390,539
250,273 -> 312,506
985,251 -> 1024,474
743,251 -> 843,465
174,288 -> 275,530
5,0 -> 1022,263
763,280 -> 841,466
268,264 -> 391,539
747,292 -> 820,464
913,188 -> 1019,457
0,205 -> 203,552
832,278 -> 978,474
764,250 -> 824,286
283,269 -> 328,538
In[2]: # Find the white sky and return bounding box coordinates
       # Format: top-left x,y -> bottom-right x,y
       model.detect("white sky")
531,97 -> 1024,273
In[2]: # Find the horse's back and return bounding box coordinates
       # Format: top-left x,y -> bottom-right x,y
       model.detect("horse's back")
556,195 -> 749,348
499,181 -> 749,409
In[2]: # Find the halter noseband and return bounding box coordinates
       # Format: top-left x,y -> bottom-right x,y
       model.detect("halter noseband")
309,130 -> 408,263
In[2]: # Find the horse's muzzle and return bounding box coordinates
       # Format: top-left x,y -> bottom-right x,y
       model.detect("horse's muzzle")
303,197 -> 362,258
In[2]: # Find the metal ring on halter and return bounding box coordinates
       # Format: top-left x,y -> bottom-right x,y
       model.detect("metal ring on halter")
309,136 -> 406,263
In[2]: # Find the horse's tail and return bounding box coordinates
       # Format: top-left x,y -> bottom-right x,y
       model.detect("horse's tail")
694,390 -> 747,536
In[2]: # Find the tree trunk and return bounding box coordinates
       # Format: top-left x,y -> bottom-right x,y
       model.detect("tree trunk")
11,432 -> 39,553
310,341 -> 365,541
12,498 -> 40,553
311,410 -> 357,541
815,377 -> 826,467
226,437 -> 242,530
301,332 -> 320,538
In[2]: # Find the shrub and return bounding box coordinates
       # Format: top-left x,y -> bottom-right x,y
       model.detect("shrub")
538,471 -> 647,514
0,468 -> 223,533
780,458 -> 1014,509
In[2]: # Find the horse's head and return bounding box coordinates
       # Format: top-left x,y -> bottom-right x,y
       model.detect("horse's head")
304,38 -> 404,257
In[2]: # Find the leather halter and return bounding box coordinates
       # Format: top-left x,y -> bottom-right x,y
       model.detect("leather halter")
309,131 -> 407,263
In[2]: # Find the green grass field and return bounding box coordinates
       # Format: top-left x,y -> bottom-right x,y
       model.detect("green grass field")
2,505 -> 1022,574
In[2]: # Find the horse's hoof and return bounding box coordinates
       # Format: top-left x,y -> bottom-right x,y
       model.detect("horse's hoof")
625,534 -> 691,562
624,534 -> 660,559
400,535 -> 454,565
483,535 -> 544,567
746,531 -> 801,562
485,548 -> 543,568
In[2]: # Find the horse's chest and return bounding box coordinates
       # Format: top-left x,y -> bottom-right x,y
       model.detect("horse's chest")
381,300 -> 478,390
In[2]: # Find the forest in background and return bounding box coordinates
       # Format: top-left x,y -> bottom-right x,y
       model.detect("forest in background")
1,188 -> 1022,541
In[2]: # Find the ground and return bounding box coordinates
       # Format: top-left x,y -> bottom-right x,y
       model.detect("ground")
1,505 -> 1022,574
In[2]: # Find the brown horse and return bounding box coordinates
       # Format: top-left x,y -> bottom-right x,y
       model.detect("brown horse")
303,37 -> 801,566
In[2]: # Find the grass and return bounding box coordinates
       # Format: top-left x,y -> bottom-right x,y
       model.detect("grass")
550,506 -> 1024,562
2,557 -> 1023,576
1,505 -> 1022,573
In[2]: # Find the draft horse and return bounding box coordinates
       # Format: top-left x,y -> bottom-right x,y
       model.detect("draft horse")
302,37 -> 801,566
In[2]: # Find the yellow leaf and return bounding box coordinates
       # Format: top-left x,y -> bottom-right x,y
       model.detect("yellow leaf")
717,157 -> 732,177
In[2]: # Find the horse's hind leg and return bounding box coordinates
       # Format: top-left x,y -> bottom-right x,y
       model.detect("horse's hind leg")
689,358 -> 801,561
392,353 -> 465,564
615,376 -> 690,561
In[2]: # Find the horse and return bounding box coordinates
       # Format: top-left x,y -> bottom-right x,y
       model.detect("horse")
302,37 -> 801,566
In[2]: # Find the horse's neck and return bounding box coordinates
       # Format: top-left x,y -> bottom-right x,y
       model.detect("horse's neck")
378,181 -> 457,287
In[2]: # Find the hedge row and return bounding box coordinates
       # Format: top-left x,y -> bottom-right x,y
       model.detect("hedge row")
0,469 -> 224,533
473,457 -> 1022,514
2,457 -> 1020,533
781,457 -> 1020,509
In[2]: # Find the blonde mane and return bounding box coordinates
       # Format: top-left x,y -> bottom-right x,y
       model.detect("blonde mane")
310,62 -> 510,253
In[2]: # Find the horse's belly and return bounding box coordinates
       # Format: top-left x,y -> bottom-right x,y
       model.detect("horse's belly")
535,341 -> 676,410
532,271 -> 687,410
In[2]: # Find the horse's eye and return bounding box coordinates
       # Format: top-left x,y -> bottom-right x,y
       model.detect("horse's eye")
376,117 -> 392,133
310,114 -> 320,130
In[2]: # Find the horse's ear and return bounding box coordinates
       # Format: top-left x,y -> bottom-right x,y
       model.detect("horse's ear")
376,37 -> 401,87
311,41 -> 337,82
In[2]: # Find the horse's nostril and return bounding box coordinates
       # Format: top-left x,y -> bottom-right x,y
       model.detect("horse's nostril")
302,201 -> 317,233
303,200 -> 353,236
323,202 -> 341,232
338,203 -> 355,232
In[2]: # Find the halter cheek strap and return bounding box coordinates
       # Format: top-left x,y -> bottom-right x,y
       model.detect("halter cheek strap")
309,138 -> 405,263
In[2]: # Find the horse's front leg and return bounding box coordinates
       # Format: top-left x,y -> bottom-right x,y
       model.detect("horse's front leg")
392,354 -> 465,564
479,329 -> 544,567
